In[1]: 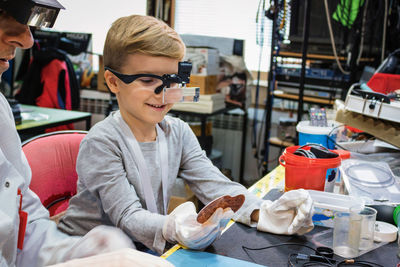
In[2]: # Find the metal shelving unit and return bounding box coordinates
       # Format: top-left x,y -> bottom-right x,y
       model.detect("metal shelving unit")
260,0 -> 357,174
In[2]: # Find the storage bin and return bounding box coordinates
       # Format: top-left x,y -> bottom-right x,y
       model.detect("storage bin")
308,189 -> 363,228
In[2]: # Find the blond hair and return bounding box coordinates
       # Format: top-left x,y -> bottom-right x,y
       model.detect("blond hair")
103,15 -> 185,71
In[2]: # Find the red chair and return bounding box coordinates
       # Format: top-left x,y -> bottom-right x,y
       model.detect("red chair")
22,130 -> 87,217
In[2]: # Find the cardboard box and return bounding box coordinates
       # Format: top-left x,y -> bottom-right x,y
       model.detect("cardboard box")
185,47 -> 220,76
188,75 -> 218,94
167,184 -> 198,214
189,121 -> 213,136
97,55 -> 108,92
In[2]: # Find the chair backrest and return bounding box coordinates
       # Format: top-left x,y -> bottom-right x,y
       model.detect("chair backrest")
22,130 -> 87,216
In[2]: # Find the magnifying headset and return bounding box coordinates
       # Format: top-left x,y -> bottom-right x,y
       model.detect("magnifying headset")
0,0 -> 65,28
105,61 -> 200,104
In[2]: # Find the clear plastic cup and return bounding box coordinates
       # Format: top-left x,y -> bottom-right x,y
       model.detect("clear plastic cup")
333,211 -> 361,258
351,206 -> 377,251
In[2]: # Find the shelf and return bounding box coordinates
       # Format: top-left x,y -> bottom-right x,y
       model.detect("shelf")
268,137 -> 295,147
273,91 -> 335,105
277,80 -> 343,92
276,74 -> 348,88
336,106 -> 400,148
275,51 -> 375,62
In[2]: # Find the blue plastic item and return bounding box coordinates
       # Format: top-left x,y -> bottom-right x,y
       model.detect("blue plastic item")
298,132 -> 335,149
166,249 -> 266,267
297,120 -> 338,149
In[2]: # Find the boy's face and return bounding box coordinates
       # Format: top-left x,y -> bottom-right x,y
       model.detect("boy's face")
109,53 -> 179,127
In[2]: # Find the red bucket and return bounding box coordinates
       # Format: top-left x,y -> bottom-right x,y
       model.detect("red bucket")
279,146 -> 342,192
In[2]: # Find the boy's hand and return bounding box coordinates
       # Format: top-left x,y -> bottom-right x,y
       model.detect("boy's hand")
163,202 -> 234,249
256,189 -> 314,235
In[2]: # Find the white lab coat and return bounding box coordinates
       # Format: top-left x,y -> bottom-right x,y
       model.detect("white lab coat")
0,93 -> 80,267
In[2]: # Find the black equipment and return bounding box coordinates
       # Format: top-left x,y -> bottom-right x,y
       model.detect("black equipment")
0,0 -> 64,28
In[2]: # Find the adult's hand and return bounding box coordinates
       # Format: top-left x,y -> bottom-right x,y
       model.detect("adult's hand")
64,225 -> 135,260
48,248 -> 175,267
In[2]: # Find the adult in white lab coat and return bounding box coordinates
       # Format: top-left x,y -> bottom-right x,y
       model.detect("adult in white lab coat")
0,1 -> 174,266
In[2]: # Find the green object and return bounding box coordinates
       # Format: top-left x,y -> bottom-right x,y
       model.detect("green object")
393,205 -> 400,226
396,205 -> 400,259
332,0 -> 365,28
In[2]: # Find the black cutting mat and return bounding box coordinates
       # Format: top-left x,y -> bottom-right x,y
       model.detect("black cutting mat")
205,189 -> 398,267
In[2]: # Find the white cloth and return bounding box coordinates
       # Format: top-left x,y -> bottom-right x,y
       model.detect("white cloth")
0,94 -> 134,267
257,189 -> 314,235
162,202 -> 234,249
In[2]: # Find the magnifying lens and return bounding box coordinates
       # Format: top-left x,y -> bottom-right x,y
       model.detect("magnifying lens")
157,61 -> 199,104
0,0 -> 65,28
162,86 -> 200,104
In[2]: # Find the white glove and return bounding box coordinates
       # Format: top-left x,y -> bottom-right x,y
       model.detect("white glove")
48,248 -> 174,267
65,225 -> 135,261
257,189 -> 314,235
162,202 -> 234,250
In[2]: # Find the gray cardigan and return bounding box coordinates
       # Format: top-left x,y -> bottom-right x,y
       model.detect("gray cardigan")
58,112 -> 262,254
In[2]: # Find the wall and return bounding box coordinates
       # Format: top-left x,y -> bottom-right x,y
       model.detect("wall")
54,0 -> 146,70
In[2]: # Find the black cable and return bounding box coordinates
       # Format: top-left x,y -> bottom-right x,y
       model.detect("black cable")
336,259 -> 385,267
287,253 -> 298,267
252,0 -> 267,159
303,261 -> 332,267
287,253 -> 332,267
242,243 -> 335,266
256,107 -> 267,177
243,243 -> 386,267
326,124 -> 348,150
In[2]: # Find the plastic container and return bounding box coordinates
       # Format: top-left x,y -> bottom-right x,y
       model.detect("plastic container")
333,210 -> 361,258
296,120 -> 340,149
279,146 -> 342,192
352,206 -> 377,251
308,190 -> 363,228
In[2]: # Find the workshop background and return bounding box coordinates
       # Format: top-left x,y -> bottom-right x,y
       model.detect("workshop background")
2,0 -> 400,219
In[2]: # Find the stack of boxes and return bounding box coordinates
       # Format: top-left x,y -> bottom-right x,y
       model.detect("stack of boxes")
185,47 -> 219,94
185,47 -> 220,95
173,47 -> 225,113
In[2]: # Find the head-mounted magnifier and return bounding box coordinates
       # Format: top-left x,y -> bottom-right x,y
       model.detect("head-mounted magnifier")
0,0 -> 64,28
105,61 -> 200,104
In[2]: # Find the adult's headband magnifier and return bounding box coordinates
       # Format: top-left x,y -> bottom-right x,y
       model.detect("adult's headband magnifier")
0,0 -> 65,28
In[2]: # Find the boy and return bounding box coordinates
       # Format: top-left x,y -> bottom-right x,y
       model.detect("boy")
58,14 -> 314,255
